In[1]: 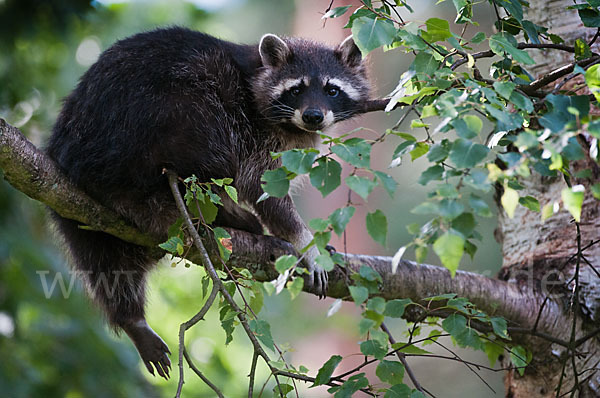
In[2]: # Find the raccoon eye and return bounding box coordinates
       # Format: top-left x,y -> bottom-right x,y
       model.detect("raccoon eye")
326,87 -> 340,97
290,87 -> 301,97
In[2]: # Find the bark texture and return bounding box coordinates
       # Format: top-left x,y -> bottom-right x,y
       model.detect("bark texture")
497,3 -> 600,396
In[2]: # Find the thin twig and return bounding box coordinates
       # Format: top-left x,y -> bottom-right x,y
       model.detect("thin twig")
166,170 -> 284,396
175,283 -> 220,398
380,322 -> 429,396
183,347 -> 225,398
450,43 -> 591,71
248,350 -> 259,398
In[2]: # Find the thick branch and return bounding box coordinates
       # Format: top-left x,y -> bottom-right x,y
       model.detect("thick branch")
0,118 -> 160,250
0,119 -> 570,342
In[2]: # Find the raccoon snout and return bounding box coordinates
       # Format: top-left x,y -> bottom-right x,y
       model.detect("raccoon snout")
302,108 -> 324,125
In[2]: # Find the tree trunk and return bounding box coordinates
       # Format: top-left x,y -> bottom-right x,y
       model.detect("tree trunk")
499,2 -> 600,396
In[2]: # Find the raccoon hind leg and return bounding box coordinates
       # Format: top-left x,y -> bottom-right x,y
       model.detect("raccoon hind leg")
51,212 -> 171,378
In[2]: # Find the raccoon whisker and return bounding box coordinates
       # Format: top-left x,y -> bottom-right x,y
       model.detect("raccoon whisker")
334,111 -> 357,121
263,104 -> 295,113
263,107 -> 295,115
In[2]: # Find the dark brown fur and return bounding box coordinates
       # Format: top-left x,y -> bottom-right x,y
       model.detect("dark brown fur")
46,27 -> 370,378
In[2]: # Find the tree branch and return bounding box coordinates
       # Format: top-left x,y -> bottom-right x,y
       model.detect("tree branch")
0,118 -> 573,344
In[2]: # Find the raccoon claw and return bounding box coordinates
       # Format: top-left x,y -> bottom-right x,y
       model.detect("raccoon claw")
123,319 -> 171,380
308,266 -> 328,299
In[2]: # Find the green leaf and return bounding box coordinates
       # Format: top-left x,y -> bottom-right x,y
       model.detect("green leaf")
418,165 -> 444,185
213,227 -> 232,261
539,94 -> 590,133
366,210 -> 388,246
489,32 -> 534,64
412,201 -> 441,215
349,285 -> 369,306
509,91 -> 534,113
249,319 -> 275,351
384,299 -> 412,318
427,142 -> 449,163
484,341 -> 505,366
449,138 -> 489,168
312,355 -> 343,386
376,360 -> 405,384
493,81 -> 516,100
384,384 -> 412,398
521,20 -> 541,44
484,104 -> 524,132
360,265 -> 383,283
452,0 -> 473,23
471,31 -> 486,44
375,171 -> 398,197
224,185 -> 238,204
451,212 -> 476,237
351,15 -> 397,56
510,346 -> 529,376
422,17 -> 452,42
439,198 -> 464,219
360,339 -> 388,360
442,313 -> 467,336
346,175 -> 377,200
275,255 -> 298,273
469,194 -> 493,217
409,52 -> 441,77
309,218 -> 329,232
452,115 -> 483,139
501,186 -> 519,218
331,138 -> 371,168
281,149 -> 318,174
366,297 -> 386,313
497,0 -> 523,21
409,142 -> 430,161
490,317 -> 510,339
322,5 -> 352,19
261,168 -> 290,198
219,305 -> 237,345
358,318 -> 377,335
329,373 -> 370,396
541,202 -> 555,222
573,39 -> 592,60
591,183 -> 600,200
579,8 -> 600,27
273,384 -> 294,397
519,196 -> 540,212
159,236 -> 184,255
586,64 -> 600,103
286,277 -> 304,300
198,195 -> 218,224
310,157 -> 342,197
562,185 -> 585,222
454,324 -> 484,350
315,254 -> 335,272
329,207 -> 356,236
433,232 -> 464,276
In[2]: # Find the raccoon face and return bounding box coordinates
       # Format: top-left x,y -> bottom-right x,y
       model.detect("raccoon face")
254,34 -> 370,134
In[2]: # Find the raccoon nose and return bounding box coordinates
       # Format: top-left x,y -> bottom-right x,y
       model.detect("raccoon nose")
302,108 -> 324,125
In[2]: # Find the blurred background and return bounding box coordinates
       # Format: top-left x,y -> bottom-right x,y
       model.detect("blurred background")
0,0 -> 503,396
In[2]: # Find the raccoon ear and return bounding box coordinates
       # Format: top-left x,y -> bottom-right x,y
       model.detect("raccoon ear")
336,35 -> 363,68
259,34 -> 291,67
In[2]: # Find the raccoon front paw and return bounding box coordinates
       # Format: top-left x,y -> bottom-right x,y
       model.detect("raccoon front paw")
304,249 -> 329,298
123,319 -> 172,380
311,264 -> 329,299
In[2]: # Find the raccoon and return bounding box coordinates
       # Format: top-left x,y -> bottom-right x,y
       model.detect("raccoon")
46,27 -> 370,379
